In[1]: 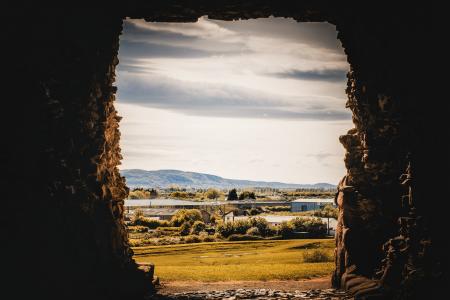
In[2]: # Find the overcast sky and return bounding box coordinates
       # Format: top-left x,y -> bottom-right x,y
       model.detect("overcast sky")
116,16 -> 352,184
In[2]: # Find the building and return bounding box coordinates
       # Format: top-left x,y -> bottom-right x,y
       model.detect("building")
291,198 -> 335,212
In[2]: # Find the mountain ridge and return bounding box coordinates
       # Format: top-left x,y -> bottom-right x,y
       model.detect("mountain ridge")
120,169 -> 336,189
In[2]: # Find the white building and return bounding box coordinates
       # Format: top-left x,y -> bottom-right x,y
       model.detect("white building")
291,198 -> 335,212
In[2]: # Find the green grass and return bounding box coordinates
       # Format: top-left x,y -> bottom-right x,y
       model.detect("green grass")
133,239 -> 334,282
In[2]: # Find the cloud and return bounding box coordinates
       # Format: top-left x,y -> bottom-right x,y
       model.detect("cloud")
122,21 -> 199,43
117,73 -> 350,121
209,17 -> 345,53
119,40 -> 215,59
120,18 -> 251,61
307,152 -> 339,162
116,17 -> 350,121
269,68 -> 348,82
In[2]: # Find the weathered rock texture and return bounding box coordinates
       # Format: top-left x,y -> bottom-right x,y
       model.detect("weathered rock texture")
3,2 -> 445,300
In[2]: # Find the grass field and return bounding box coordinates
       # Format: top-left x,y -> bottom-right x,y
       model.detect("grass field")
133,239 -> 334,282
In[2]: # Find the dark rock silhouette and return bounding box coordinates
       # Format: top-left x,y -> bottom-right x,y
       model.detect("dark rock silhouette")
4,2 -> 443,300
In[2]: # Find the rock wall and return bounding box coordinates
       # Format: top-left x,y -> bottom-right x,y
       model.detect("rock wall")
4,2 -> 445,300
4,8 -> 153,300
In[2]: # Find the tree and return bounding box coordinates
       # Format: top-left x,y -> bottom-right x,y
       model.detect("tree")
131,209 -> 144,223
279,221 -> 294,238
205,188 -> 221,200
314,204 -> 338,235
170,209 -> 203,226
179,223 -> 191,236
190,221 -> 206,235
149,188 -> 158,199
239,191 -> 256,200
227,188 -> 238,200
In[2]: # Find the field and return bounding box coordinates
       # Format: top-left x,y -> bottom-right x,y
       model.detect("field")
133,239 -> 334,282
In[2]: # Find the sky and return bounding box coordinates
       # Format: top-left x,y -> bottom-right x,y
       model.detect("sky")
116,16 -> 352,184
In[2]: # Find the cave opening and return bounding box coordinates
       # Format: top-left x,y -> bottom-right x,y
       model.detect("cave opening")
5,3 -> 442,300
114,16 -> 352,287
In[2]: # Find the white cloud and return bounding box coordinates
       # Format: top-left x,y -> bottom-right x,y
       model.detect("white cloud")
116,17 -> 352,183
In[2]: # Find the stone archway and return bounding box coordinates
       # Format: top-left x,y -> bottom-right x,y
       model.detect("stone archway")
4,2 -> 443,300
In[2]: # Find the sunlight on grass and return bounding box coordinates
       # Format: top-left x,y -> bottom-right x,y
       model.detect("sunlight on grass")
133,239 -> 334,282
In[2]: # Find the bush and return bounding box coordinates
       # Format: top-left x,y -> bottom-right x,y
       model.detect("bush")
246,227 -> 260,236
134,217 -> 168,229
131,209 -> 144,223
179,223 -> 191,236
127,225 -> 148,233
302,249 -> 332,263
191,220 -> 206,235
184,235 -> 201,243
249,217 -> 269,236
201,235 -> 216,243
280,221 -> 294,238
289,217 -> 327,237
158,226 -> 180,232
216,221 -> 235,238
170,209 -> 203,227
239,191 -> 256,200
249,208 -> 261,215
266,206 -> 290,212
129,239 -> 143,247
233,219 -> 252,235
228,234 -> 263,241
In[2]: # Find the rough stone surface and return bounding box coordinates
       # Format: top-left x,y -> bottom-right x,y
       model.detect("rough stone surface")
151,288 -> 351,300
3,2 -> 444,300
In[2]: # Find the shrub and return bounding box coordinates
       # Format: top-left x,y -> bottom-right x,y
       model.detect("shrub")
170,209 -> 203,227
191,220 -> 206,235
134,217 -> 167,229
246,227 -> 260,236
239,191 -> 256,200
184,235 -> 201,243
280,221 -> 294,238
129,239 -> 143,247
302,249 -> 332,263
233,219 -> 252,235
127,225 -> 148,233
157,220 -> 170,227
131,209 -> 144,223
179,223 -> 191,236
201,235 -> 216,243
266,225 -> 278,237
249,217 -> 269,236
249,208 -> 260,215
216,221 -> 235,238
228,234 -> 263,241
288,217 -> 327,237
158,226 -> 181,232
266,206 -> 290,212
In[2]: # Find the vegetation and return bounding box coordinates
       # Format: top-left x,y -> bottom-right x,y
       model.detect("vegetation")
227,188 -> 238,200
126,186 -> 336,202
279,217 -> 327,238
128,208 -> 330,246
128,188 -> 158,199
133,239 -> 334,282
190,220 -> 206,235
205,188 -> 221,200
303,249 -> 333,263
239,190 -> 256,200
313,204 -> 338,219
170,209 -> 203,227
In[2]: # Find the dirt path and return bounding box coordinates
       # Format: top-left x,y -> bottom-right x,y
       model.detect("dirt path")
156,276 -> 331,294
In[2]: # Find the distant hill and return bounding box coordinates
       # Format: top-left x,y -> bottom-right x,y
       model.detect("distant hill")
120,169 -> 336,189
